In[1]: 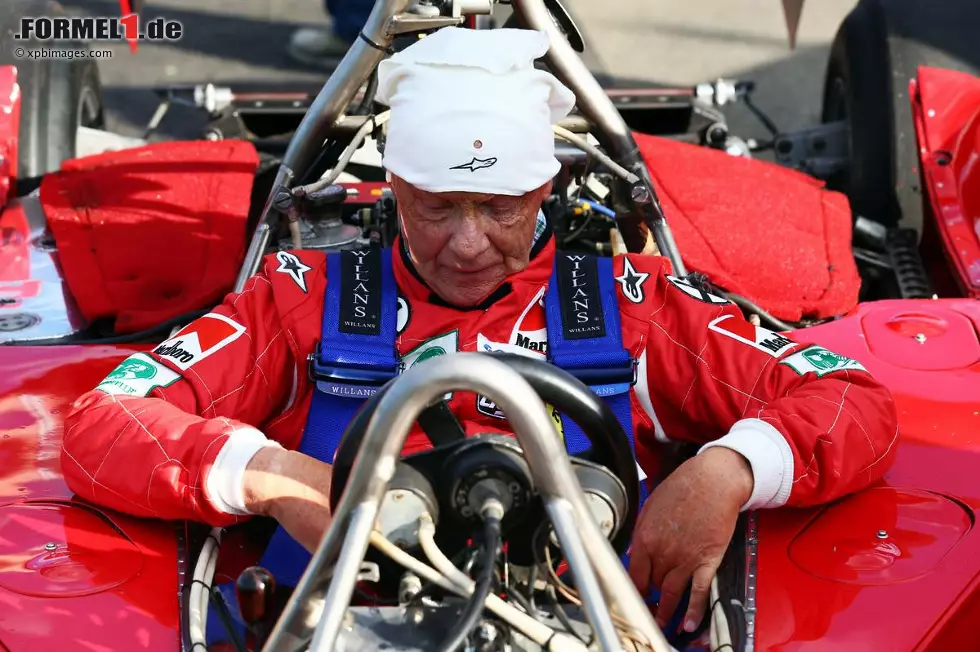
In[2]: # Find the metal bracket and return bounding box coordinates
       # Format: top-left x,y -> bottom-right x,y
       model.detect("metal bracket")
773,120 -> 850,180
386,13 -> 464,36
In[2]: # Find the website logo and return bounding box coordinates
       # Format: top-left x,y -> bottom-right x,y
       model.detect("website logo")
14,15 -> 182,44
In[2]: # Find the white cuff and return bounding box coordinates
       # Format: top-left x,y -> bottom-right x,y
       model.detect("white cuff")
206,427 -> 283,515
698,418 -> 794,511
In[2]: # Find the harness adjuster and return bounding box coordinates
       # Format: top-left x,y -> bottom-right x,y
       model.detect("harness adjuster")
561,358 -> 638,389
307,342 -> 402,388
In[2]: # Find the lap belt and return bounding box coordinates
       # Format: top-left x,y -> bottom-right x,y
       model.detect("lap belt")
259,248 -> 648,589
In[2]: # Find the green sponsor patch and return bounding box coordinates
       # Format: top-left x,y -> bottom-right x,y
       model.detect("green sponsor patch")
96,353 -> 182,396
400,331 -> 459,400
779,345 -> 867,377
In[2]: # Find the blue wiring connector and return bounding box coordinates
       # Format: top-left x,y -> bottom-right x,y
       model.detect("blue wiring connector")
574,200 -> 617,220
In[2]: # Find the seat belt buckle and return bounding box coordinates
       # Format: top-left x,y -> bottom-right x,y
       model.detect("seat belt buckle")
566,358 -> 637,397
307,343 -> 402,398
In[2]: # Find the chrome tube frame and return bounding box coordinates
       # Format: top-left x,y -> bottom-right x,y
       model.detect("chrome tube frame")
234,0 -> 688,292
512,0 -> 687,273
546,499 -> 622,651
279,0 -> 416,179
235,0 -> 416,291
262,353 -> 675,652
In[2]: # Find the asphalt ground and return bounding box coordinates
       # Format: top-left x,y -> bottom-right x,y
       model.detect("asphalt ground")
56,0 -> 860,146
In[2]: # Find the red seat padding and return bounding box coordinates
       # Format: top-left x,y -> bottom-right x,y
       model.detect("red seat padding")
41,140 -> 259,334
636,133 -> 860,321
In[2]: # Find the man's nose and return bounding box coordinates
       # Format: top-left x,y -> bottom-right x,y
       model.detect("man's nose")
447,212 -> 490,259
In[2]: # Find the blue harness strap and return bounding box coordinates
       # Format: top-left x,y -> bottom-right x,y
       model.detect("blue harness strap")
543,252 -> 650,518
543,252 -> 682,615
258,247 -> 400,588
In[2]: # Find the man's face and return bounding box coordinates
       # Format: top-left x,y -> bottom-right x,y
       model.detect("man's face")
391,174 -> 551,307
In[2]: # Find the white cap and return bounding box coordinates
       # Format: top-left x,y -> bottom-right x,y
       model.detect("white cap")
376,27 -> 576,196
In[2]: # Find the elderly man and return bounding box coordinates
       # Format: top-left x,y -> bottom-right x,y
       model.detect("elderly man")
62,27 -> 897,635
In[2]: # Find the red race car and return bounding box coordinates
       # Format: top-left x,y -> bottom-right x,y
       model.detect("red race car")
1,0 -> 979,651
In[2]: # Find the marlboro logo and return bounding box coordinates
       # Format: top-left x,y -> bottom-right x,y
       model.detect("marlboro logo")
707,314 -> 798,358
152,313 -> 245,370
508,288 -> 548,353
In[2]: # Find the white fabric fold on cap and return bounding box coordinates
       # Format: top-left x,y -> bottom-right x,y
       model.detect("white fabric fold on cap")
376,28 -> 576,196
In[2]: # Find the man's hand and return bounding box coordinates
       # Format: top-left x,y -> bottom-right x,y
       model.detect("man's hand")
242,447 -> 334,552
628,447 -> 753,633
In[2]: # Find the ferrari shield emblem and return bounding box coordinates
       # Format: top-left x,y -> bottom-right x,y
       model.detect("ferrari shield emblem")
400,330 -> 459,399
780,345 -> 867,377
96,353 -> 181,397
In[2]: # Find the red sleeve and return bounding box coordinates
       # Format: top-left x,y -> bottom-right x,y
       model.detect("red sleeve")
61,259 -> 297,526
621,255 -> 899,509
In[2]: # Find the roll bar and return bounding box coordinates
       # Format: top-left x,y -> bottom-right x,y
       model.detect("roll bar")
233,0 -> 686,294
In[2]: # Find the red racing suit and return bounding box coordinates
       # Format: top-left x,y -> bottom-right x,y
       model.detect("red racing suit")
62,235 -> 899,526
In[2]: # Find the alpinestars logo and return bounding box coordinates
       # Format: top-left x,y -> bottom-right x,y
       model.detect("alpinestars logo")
450,157 -> 497,172
708,314 -> 798,357
615,258 -> 649,304
153,313 -> 246,370
275,251 -> 312,293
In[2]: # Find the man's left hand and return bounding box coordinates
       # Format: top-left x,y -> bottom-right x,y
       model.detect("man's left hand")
628,447 -> 754,633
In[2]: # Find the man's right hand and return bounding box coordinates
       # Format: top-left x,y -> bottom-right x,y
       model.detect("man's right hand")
243,447 -> 334,552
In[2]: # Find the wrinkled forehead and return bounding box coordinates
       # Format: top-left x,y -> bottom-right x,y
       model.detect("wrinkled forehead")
395,176 -> 531,206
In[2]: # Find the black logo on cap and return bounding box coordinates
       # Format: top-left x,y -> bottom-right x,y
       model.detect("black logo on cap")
450,157 -> 497,172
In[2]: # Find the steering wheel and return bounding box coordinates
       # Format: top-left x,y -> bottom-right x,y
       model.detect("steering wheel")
329,353 -> 641,568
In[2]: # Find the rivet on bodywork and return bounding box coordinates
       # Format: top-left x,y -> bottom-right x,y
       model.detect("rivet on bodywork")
44,542 -> 57,551
915,333 -> 927,343
876,530 -> 888,539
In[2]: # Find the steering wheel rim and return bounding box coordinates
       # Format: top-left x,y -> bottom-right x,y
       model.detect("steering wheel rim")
329,352 -> 640,556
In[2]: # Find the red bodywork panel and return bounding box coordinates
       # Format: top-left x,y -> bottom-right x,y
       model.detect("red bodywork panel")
755,298 -> 980,651
912,66 -> 980,298
0,344 -> 180,652
2,298 -> 979,651
0,66 -> 21,207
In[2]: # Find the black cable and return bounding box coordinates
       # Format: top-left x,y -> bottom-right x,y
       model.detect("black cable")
528,523 -> 592,645
526,563 -> 538,611
437,513 -> 502,652
409,543 -> 479,607
353,69 -> 379,116
507,587 -> 535,616
742,93 -> 779,140
208,586 -> 247,652
545,584 -> 592,646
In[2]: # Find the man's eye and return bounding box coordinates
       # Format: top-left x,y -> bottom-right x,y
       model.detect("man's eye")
488,199 -> 520,215
421,200 -> 451,213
